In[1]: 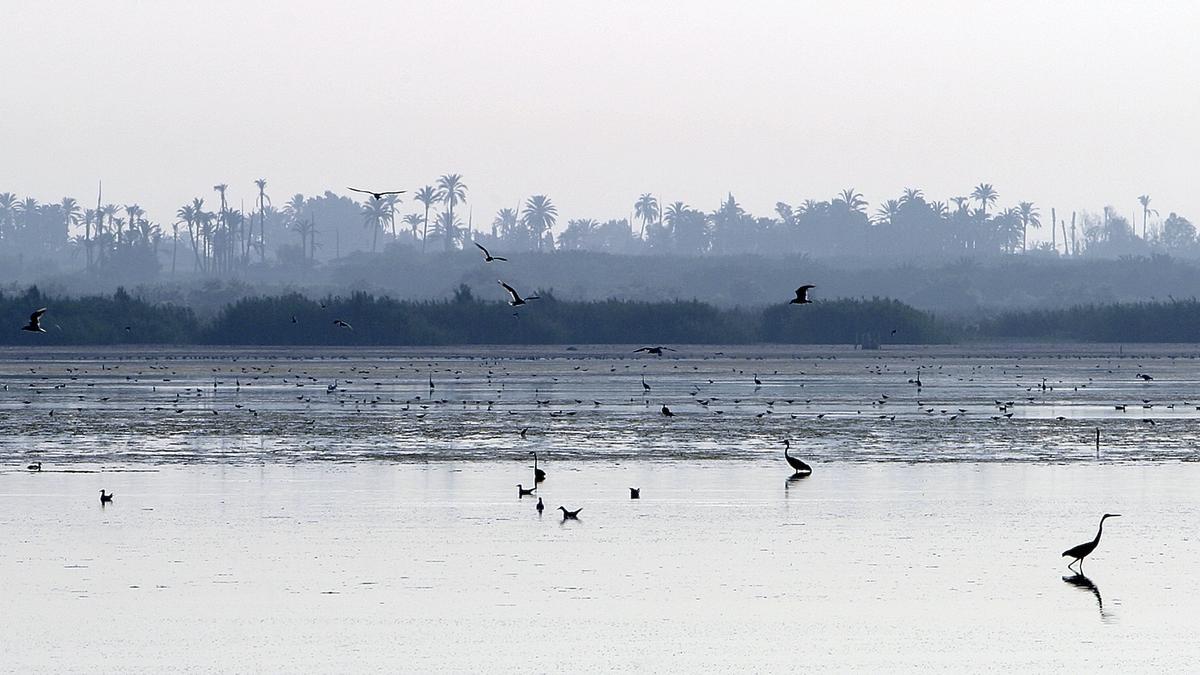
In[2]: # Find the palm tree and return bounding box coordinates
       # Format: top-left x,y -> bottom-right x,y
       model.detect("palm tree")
559,219 -> 598,250
836,189 -> 867,213
951,196 -> 971,213
402,213 -> 424,240
874,199 -> 902,226
0,192 -> 16,241
900,188 -> 924,204
413,185 -> 438,253
433,210 -> 463,250
124,204 -> 145,245
492,208 -> 519,240
1016,201 -> 1041,252
436,174 -> 467,252
360,198 -> 389,252
255,178 -> 270,263
60,198 -> 82,247
1137,194 -> 1155,239
521,194 -> 558,251
213,184 -> 229,273
970,183 -> 998,218
283,194 -> 308,260
634,193 -> 659,239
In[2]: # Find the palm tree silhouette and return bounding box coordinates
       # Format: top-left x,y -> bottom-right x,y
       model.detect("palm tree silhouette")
254,179 -> 270,263
837,188 -> 867,213
360,198 -> 389,252
875,199 -> 902,226
413,185 -> 438,253
0,193 -> 16,243
900,187 -> 924,204
1137,194 -> 1156,239
1016,201 -> 1040,252
634,193 -> 659,240
436,174 -> 467,252
521,195 -> 558,251
60,197 -> 82,243
492,208 -> 519,241
971,183 -> 998,218
433,210 -> 463,250
402,213 -> 424,240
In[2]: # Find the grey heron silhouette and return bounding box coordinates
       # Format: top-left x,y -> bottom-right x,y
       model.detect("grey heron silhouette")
783,439 -> 812,476
530,452 -> 546,483
1063,514 -> 1120,572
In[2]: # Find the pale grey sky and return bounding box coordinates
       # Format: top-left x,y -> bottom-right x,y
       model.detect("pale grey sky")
3,0 -> 1197,238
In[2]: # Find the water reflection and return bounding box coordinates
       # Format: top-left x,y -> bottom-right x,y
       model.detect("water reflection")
1062,573 -> 1116,622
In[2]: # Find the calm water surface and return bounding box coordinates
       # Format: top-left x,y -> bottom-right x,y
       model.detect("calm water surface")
1,345 -> 1198,671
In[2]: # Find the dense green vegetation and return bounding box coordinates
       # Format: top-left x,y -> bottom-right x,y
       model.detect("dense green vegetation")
4,287 -> 1200,346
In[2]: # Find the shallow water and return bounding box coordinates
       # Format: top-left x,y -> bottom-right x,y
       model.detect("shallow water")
2,461 -> 1197,672
4,345 -> 1200,671
1,344 -> 1199,465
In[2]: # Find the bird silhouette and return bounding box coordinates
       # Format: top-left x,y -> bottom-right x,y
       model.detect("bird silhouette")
348,187 -> 405,200
661,404 -> 674,417
333,319 -> 353,330
558,506 -> 582,520
629,487 -> 640,499
531,452 -> 546,483
22,308 -> 47,333
474,242 -> 507,262
783,439 -> 812,476
499,281 -> 538,307
518,484 -> 536,497
99,489 -> 114,505
536,497 -> 544,514
1063,513 -> 1120,573
27,461 -> 41,471
634,346 -> 675,356
789,285 -> 816,304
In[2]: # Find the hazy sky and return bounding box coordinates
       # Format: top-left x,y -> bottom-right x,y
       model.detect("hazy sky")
3,1 -> 1198,239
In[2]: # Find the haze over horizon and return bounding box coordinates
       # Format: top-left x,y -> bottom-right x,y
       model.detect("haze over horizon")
4,0 -> 1197,239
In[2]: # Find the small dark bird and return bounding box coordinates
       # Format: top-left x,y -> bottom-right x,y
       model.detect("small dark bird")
99,489 -> 114,505
1138,373 -> 1153,381
291,315 -> 298,324
754,374 -> 762,386
783,439 -> 812,475
499,281 -> 538,307
474,242 -> 507,262
629,487 -> 640,499
558,506 -> 582,520
661,404 -> 674,416
348,187 -> 405,200
22,308 -> 47,333
790,285 -> 816,304
536,497 -> 544,514
634,346 -> 676,356
333,319 -> 353,330
518,484 -> 536,497
27,461 -> 41,471
1063,514 -> 1120,573
520,427 -> 529,439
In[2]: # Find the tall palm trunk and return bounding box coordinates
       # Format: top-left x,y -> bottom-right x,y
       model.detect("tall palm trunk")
422,204 -> 430,254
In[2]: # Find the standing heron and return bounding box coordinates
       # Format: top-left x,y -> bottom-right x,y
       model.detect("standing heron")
531,452 -> 546,483
1063,513 -> 1120,572
783,439 -> 812,476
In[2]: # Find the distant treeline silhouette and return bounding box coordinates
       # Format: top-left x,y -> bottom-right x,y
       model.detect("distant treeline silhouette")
6,286 -> 1200,345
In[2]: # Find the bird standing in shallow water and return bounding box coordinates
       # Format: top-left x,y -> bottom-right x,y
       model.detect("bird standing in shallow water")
518,484 -> 536,497
536,497 -> 544,514
783,439 -> 812,476
1063,514 -> 1120,573
531,452 -> 546,483
99,489 -> 114,505
558,506 -> 582,520
629,487 -> 640,499
661,405 -> 674,417
27,461 -> 41,471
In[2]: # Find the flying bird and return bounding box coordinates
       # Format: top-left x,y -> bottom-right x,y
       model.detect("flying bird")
347,187 -> 405,200
634,346 -> 676,356
789,285 -> 816,304
22,308 -> 47,333
333,320 -> 353,330
499,281 -> 538,307
474,242 -> 507,262
1063,514 -> 1120,573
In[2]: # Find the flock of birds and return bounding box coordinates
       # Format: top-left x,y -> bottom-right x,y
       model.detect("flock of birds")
15,199 -> 1122,571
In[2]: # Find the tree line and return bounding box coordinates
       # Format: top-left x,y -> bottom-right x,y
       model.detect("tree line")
5,286 -> 1200,345
2,179 -> 1197,286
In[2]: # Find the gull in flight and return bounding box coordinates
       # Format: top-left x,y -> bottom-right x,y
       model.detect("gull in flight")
22,308 -> 47,333
499,281 -> 538,307
790,285 -> 816,305
348,187 -> 405,201
474,242 -> 507,262
634,346 -> 675,356
333,319 -> 353,330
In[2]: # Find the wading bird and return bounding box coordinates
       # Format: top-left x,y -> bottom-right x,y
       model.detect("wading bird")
783,439 -> 812,476
629,487 -> 640,499
22,308 -> 47,333
99,489 -> 114,505
536,497 -> 544,514
347,187 -> 405,201
661,405 -> 674,417
499,281 -> 538,307
558,506 -> 582,520
518,484 -> 536,497
27,461 -> 41,471
790,285 -> 816,305
474,242 -> 507,262
1063,513 -> 1120,572
531,452 -> 546,483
